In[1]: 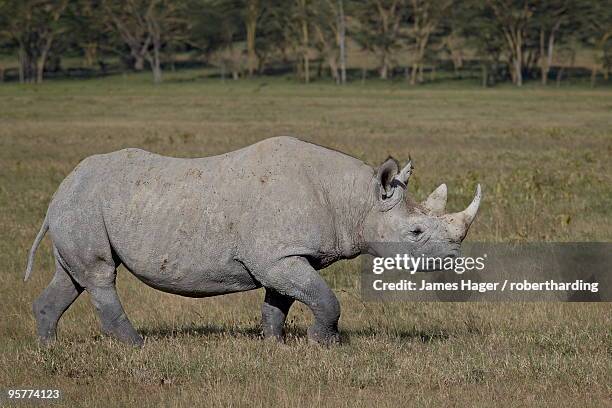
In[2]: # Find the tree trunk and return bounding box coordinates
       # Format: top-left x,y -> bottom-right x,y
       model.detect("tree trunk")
36,59 -> 45,84
410,63 -> 418,85
246,0 -> 258,77
513,33 -> 523,87
154,44 -> 162,84
539,28 -> 547,85
447,35 -> 463,77
36,35 -> 54,84
19,49 -> 37,83
541,22 -> 559,86
134,55 -> 145,71
328,55 -> 339,84
337,0 -> 346,84
257,50 -> 268,74
410,31 -> 429,85
303,56 -> 310,83
18,47 -> 25,83
246,24 -> 256,76
84,43 -> 97,67
545,31 -> 555,86
556,67 -> 563,87
514,56 -> 522,86
499,18 -> 526,86
591,31 -> 612,87
146,52 -> 162,84
380,53 -> 389,79
152,57 -> 162,84
99,59 -> 108,74
481,64 -> 488,87
302,19 -> 310,83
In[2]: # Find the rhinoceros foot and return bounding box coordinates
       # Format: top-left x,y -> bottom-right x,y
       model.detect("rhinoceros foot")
307,325 -> 341,346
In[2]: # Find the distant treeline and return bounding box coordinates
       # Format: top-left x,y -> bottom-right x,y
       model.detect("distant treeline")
0,0 -> 610,86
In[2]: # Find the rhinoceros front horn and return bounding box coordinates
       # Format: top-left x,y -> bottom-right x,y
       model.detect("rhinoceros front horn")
422,183 -> 447,215
445,184 -> 482,240
462,184 -> 482,227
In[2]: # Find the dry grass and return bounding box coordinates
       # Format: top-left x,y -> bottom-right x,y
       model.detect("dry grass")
0,73 -> 611,407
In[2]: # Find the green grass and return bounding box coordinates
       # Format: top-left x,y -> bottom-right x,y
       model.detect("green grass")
0,74 -> 611,407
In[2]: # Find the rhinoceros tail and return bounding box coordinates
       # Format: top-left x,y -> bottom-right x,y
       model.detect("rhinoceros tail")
24,213 -> 49,282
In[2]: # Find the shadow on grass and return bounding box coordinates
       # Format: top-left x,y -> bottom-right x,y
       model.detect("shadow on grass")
139,323 -> 449,344
140,323 -> 262,340
342,326 -> 450,344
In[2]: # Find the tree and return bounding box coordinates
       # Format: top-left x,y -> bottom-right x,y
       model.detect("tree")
251,0 -> 287,73
243,0 -> 260,76
575,0 -> 612,86
0,1 -> 12,81
337,0 -> 347,84
0,0 -> 69,83
406,0 -> 453,84
441,8 -> 466,78
462,0 -> 544,86
457,0 -> 506,86
103,0 -> 152,71
188,0 -> 245,80
264,0 -> 314,82
485,0 -> 536,86
65,0 -> 112,70
145,1 -> 186,83
295,0 -> 313,83
311,0 -> 347,83
534,0 -> 572,85
353,0 -> 406,80
103,0 -> 185,83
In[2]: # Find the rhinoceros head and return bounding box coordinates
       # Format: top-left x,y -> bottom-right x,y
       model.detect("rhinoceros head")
363,157 -> 481,265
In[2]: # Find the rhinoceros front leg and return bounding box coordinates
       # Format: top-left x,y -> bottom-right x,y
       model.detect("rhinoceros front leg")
88,284 -> 144,347
78,262 -> 143,347
261,289 -> 294,341
256,257 -> 340,345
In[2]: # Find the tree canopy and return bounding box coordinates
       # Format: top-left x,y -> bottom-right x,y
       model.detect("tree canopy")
0,0 -> 610,85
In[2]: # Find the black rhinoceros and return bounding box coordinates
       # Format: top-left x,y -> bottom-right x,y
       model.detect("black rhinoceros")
26,136 -> 481,346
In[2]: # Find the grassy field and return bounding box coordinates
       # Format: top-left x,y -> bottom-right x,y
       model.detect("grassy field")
0,72 -> 611,407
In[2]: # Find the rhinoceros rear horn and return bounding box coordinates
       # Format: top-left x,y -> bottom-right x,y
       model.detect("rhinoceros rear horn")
422,183 -> 447,215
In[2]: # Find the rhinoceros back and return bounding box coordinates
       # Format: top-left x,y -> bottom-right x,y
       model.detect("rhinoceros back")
45,137 -> 370,296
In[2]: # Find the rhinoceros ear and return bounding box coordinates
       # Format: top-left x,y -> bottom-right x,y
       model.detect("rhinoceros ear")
376,157 -> 399,198
376,157 -> 412,211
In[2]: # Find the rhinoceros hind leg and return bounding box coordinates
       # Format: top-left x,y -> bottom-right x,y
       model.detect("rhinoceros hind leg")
256,257 -> 340,345
261,288 -> 294,341
33,253 -> 83,345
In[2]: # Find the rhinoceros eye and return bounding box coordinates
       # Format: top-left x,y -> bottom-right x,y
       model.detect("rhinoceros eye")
410,227 -> 424,236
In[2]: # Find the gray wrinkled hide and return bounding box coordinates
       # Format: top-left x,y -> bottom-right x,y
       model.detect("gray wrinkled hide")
26,136 -> 480,346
